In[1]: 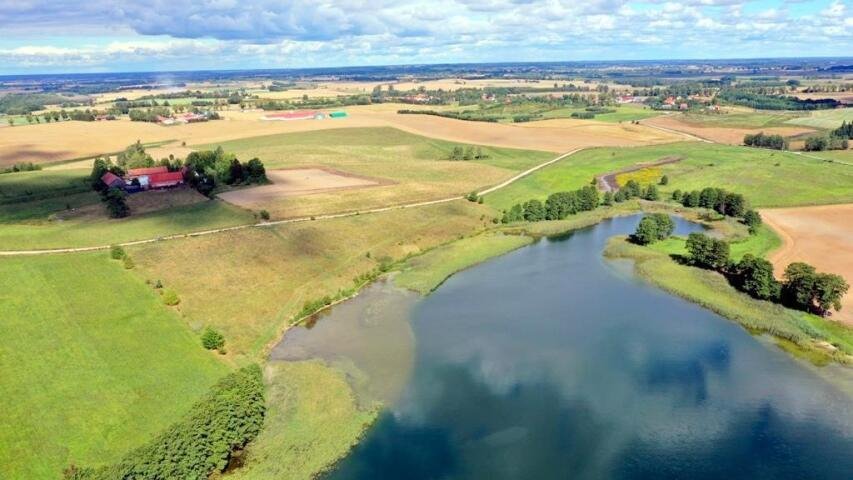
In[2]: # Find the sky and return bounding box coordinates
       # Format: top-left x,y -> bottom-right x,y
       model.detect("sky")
0,0 -> 850,74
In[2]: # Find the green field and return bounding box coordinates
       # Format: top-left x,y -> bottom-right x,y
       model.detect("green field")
650,223 -> 781,262
0,169 -> 90,205
227,361 -> 379,480
442,102 -> 660,124
0,253 -> 229,479
0,199 -> 253,250
678,110 -> 806,129
785,108 -> 853,130
488,142 -> 853,211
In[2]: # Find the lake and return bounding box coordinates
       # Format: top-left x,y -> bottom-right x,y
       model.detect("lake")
271,215 -> 853,479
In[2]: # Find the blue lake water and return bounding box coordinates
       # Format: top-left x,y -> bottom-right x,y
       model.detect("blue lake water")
274,215 -> 853,479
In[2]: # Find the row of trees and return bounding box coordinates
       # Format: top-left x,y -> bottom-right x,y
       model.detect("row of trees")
65,365 -> 265,480
804,135 -> 849,151
672,187 -> 751,219
501,185 -> 599,223
717,90 -> 839,110
743,132 -> 788,150
613,179 -> 660,203
684,232 -> 849,316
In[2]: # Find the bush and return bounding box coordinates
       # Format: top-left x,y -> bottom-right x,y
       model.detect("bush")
259,209 -> 270,221
201,327 -> 225,350
162,289 -> 180,306
743,210 -> 762,233
103,187 -> 130,218
65,366 -> 265,480
659,175 -> 669,186
733,254 -> 780,301
109,245 -> 126,260
122,256 -> 135,270
743,131 -> 788,150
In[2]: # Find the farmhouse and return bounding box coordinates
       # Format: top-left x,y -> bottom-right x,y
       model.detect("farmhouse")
102,166 -> 186,192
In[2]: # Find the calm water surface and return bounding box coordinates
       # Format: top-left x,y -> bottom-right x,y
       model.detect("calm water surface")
274,216 -> 853,479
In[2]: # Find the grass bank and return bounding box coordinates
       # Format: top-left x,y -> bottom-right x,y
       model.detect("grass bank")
604,238 -> 853,365
395,233 -> 533,294
0,252 -> 228,479
225,360 -> 379,480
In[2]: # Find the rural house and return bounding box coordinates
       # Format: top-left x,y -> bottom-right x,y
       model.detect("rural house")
101,166 -> 186,192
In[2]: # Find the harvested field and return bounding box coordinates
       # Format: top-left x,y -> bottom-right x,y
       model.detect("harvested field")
761,204 -> 853,325
219,168 -> 383,208
364,111 -> 682,153
0,104 -> 683,165
643,114 -> 815,145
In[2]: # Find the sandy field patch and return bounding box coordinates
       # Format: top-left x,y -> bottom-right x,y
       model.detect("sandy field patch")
643,115 -> 815,145
761,204 -> 853,325
218,168 -> 383,208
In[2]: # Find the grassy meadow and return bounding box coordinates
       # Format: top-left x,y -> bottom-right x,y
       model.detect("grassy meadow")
488,142 -> 853,211
197,126 -> 552,219
0,252 -> 228,479
785,108 -> 853,130
677,110 -> 805,129
129,200 -> 491,357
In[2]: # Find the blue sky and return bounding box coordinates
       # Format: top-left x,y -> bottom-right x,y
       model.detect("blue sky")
0,0 -> 850,74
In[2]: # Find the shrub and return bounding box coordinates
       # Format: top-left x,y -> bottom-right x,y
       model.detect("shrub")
631,213 -> 674,245
109,245 -> 126,260
743,210 -> 762,233
122,256 -> 135,270
259,209 -> 270,221
201,327 -> 225,350
659,175 -> 669,186
103,187 -> 129,218
162,289 -> 180,306
65,366 -> 265,480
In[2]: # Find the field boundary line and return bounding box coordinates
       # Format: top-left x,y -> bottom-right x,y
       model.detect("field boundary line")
0,148 -> 584,256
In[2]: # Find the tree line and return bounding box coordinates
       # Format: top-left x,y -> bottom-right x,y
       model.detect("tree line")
803,120 -> 853,152
501,185 -> 600,223
683,232 -> 849,317
64,365 -> 265,480
743,132 -> 788,150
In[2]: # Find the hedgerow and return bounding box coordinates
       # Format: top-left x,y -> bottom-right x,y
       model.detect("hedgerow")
65,365 -> 265,480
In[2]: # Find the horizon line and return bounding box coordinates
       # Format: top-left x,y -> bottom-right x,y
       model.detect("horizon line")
2,55 -> 852,79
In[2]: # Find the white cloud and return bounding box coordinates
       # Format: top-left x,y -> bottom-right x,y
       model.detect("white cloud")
0,0 -> 849,71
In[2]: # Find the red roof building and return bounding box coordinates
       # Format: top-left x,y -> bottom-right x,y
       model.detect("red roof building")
148,171 -> 185,189
101,172 -> 124,188
127,166 -> 169,178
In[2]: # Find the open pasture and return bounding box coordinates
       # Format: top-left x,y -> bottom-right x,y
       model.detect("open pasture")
785,108 -> 853,130
487,142 -> 853,210
643,114 -> 815,145
0,252 -> 228,479
129,200 -> 490,357
201,126 -> 553,219
761,204 -> 853,325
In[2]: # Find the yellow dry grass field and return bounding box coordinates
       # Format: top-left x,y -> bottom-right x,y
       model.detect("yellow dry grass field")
218,168 -> 383,208
129,200 -> 491,357
761,204 -> 853,325
643,115 -> 815,145
353,107 -> 682,153
254,87 -> 357,100
0,104 -> 683,165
